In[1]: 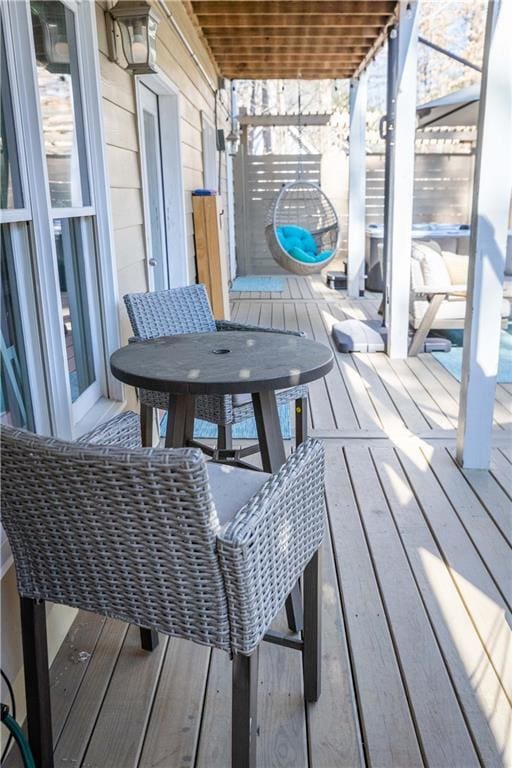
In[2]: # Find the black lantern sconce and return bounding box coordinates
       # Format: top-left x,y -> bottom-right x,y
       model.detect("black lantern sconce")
106,0 -> 160,75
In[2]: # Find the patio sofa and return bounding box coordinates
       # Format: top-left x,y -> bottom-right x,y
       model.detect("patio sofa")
409,240 -> 511,355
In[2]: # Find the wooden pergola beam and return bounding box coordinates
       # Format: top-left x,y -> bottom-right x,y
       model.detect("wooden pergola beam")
239,114 -> 332,126
456,0 -> 512,469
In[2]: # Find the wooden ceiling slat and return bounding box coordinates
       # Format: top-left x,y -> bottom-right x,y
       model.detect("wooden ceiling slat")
218,53 -> 361,62
192,1 -> 395,15
208,45 -> 369,54
224,73 -> 354,79
203,31 -> 382,41
200,19 -> 388,30
225,67 -> 355,74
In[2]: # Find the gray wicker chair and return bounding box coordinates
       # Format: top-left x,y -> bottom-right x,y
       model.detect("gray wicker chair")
1,411 -> 325,768
123,284 -> 309,452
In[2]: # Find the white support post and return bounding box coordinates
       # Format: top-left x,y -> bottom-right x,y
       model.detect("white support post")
386,1 -> 419,358
456,0 -> 512,469
347,71 -> 368,298
226,80 -> 238,280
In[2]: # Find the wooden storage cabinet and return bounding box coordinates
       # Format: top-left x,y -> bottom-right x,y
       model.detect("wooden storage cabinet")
192,195 -> 230,319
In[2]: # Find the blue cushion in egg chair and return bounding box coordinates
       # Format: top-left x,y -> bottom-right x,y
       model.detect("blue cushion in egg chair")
276,225 -> 318,258
288,246 -> 318,263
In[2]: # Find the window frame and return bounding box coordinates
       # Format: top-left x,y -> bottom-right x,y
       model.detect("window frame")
2,0 -> 122,440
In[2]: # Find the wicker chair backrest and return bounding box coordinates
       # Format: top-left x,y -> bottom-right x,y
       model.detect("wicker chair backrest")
123,284 -> 216,340
1,426 -> 231,651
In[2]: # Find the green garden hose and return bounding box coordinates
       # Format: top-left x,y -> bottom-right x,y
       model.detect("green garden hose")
1,704 -> 36,768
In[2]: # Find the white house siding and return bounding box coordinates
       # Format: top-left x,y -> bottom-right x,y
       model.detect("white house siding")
95,0 -> 228,352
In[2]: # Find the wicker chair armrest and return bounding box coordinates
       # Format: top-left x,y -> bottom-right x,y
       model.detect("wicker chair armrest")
215,320 -> 305,338
77,411 -> 141,449
217,438 -> 325,654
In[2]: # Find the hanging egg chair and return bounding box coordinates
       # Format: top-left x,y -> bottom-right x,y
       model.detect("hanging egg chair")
265,180 -> 340,276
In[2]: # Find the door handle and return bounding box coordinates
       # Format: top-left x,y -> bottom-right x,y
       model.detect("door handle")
148,258 -> 158,266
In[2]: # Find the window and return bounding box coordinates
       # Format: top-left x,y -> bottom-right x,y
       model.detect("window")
1,227 -> 34,429
0,0 -> 119,439
30,0 -> 90,208
0,24 -> 23,210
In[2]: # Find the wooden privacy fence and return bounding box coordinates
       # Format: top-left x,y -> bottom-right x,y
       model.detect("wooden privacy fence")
233,149 -> 475,276
366,153 -> 475,227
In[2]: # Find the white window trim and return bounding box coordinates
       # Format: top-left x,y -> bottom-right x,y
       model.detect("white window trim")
135,71 -> 189,288
76,0 -> 122,401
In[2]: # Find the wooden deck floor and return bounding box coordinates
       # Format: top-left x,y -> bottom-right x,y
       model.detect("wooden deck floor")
8,278 -> 511,768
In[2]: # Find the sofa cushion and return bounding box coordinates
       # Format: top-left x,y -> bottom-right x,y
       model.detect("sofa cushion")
412,241 -> 452,287
443,251 -> 469,285
207,462 -> 271,529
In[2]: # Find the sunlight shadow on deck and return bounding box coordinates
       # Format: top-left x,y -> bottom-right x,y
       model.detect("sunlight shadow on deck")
419,547 -> 512,763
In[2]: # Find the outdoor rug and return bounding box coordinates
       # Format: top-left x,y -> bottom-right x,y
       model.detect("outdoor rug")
160,403 -> 292,440
432,325 -> 512,383
231,276 -> 285,292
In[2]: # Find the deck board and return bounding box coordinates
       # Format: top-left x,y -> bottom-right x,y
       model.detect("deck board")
345,445 -> 480,768
325,444 -> 424,768
374,446 -> 512,767
17,277 -> 511,768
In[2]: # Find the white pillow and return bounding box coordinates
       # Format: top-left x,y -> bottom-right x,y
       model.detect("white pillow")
412,241 -> 451,287
442,251 -> 469,285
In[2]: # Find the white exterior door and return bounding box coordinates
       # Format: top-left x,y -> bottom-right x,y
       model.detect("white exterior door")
139,84 -> 169,292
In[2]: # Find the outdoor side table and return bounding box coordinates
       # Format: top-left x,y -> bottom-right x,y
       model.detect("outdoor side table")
110,330 -> 334,473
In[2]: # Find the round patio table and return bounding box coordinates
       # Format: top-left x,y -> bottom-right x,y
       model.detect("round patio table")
110,330 -> 334,472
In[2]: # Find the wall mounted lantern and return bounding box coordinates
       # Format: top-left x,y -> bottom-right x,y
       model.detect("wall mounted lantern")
31,2 -> 71,74
106,0 -> 160,74
225,129 -> 240,157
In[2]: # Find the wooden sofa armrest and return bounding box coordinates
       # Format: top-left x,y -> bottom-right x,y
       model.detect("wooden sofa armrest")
413,284 -> 467,296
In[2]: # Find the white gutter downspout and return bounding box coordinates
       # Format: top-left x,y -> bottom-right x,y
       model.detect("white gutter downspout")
157,0 -> 217,94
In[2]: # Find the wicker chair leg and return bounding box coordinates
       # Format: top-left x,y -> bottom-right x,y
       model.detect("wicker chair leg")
218,424 -> 233,451
303,548 -> 322,702
20,597 -> 54,768
140,403 -> 154,447
232,647 -> 259,768
295,397 -> 308,447
285,584 -> 303,633
140,627 -> 159,651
